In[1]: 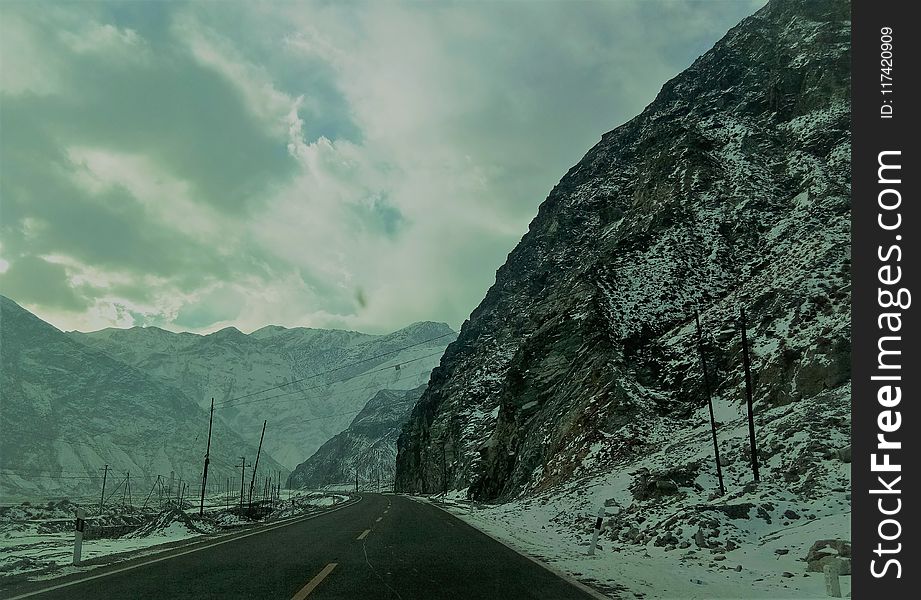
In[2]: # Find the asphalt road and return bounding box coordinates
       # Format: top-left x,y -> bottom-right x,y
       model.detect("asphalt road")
1,494 -> 602,600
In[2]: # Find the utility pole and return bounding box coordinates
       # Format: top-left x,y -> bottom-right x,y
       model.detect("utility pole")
248,421 -> 266,510
199,398 -> 215,516
142,475 -> 160,510
740,307 -> 760,482
99,464 -> 110,515
695,311 -> 725,496
237,457 -> 246,509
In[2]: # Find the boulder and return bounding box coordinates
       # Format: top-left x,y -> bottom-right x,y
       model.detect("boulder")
805,539 -> 851,574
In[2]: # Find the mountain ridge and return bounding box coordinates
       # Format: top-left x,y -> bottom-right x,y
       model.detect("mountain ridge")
67,313 -> 455,469
0,295 -> 287,500
395,0 -> 849,503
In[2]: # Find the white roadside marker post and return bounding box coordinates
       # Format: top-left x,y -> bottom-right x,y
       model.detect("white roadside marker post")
73,508 -> 86,565
823,563 -> 841,597
588,506 -> 604,556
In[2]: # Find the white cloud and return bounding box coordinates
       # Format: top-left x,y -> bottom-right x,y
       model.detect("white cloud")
65,147 -> 231,243
173,13 -> 307,140
59,22 -> 145,57
0,12 -> 61,96
5,0 -> 766,334
233,0 -> 752,332
1,10 -> 149,96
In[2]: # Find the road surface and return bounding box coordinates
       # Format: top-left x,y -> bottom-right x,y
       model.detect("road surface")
1,494 -> 603,599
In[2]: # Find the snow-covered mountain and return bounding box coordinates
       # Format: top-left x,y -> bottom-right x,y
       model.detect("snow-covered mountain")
398,0 -> 848,501
0,296 -> 286,502
70,321 -> 455,470
395,0 -> 850,588
287,386 -> 424,490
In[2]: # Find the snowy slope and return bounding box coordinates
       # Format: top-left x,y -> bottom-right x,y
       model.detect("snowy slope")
287,386 -> 424,490
0,296 -> 286,502
70,321 -> 454,469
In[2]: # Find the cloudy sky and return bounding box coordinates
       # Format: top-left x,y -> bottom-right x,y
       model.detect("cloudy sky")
0,0 -> 763,335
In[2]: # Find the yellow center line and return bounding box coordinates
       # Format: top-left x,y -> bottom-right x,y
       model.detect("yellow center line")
356,529 -> 371,540
291,563 -> 337,600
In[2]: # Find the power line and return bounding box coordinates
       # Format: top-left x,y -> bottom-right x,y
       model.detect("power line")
220,351 -> 442,410
215,332 -> 453,407
0,472 -> 101,480
0,468 -> 104,476
3,338 -> 447,494
283,369 -> 431,426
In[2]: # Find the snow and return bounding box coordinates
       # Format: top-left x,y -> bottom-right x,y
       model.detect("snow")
422,381 -> 850,599
0,490 -> 348,583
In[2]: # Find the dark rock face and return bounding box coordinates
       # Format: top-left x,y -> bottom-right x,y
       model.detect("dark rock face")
396,0 -> 849,501
287,386 -> 425,489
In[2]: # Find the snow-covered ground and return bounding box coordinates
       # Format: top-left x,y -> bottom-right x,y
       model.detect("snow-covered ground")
0,491 -> 349,585
428,386 -> 851,599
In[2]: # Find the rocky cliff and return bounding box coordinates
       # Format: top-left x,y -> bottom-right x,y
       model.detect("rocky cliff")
287,386 -> 424,490
395,0 -> 849,503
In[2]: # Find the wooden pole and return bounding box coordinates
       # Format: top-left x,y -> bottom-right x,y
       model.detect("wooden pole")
143,475 -> 160,510
199,398 -> 215,516
98,464 -> 109,515
238,457 -> 246,509
248,421 -> 266,510
695,310 -> 725,496
740,307 -> 760,482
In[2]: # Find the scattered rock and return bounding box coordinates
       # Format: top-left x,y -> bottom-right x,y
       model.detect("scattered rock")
805,539 -> 852,574
655,532 -> 679,547
735,565 -> 743,572
714,554 -> 726,561
774,548 -> 789,556
709,503 -> 754,520
694,528 -> 707,548
782,572 -> 794,578
783,509 -> 800,520
835,446 -> 851,463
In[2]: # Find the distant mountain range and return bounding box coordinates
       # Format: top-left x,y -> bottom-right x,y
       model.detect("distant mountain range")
0,295 -> 454,500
